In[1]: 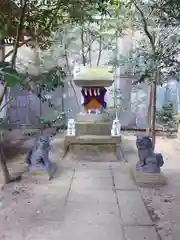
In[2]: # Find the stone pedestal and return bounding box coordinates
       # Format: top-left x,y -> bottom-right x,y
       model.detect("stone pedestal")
76,122 -> 112,136
64,113 -> 122,161
64,116 -> 121,160
131,165 -> 167,186
76,112 -> 110,122
24,162 -> 58,181
75,113 -> 111,136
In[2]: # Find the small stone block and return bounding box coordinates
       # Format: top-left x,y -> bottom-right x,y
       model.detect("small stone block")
28,162 -> 58,180
131,166 -> 167,186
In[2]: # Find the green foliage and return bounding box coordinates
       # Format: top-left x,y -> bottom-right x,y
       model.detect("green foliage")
1,67 -> 21,86
156,102 -> 176,127
109,0 -> 180,85
32,66 -> 65,91
0,118 -> 11,130
174,114 -> 180,121
37,109 -> 68,131
151,0 -> 180,24
0,62 -> 21,87
19,66 -> 66,105
0,0 -> 114,50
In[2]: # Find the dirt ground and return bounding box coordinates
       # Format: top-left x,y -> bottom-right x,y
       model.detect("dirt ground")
0,133 -> 180,240
139,137 -> 180,240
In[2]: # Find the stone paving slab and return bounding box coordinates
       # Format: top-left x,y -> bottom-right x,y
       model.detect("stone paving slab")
58,218 -> 125,240
117,190 -> 153,225
24,221 -> 62,240
1,231 -> 26,240
68,189 -> 117,203
74,169 -> 112,179
64,201 -> 120,223
124,226 -> 160,240
32,195 -> 66,222
114,173 -> 138,190
75,161 -> 111,170
111,162 -> 130,173
71,177 -> 113,190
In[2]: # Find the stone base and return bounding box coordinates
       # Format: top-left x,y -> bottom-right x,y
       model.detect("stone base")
24,162 -> 58,181
69,143 -> 116,153
64,135 -> 122,161
131,166 -> 167,186
76,113 -> 110,122
76,122 -> 112,136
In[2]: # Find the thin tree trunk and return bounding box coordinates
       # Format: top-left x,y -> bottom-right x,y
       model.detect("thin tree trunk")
11,0 -> 27,67
0,145 -> 10,184
135,2 -> 157,148
80,26 -> 86,66
64,45 -> 80,111
151,80 -> 157,149
146,86 -> 152,135
87,30 -> 92,67
96,16 -> 103,66
61,86 -> 64,113
0,35 -> 11,183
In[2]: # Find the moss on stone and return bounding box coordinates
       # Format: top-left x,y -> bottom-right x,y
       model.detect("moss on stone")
74,67 -> 113,81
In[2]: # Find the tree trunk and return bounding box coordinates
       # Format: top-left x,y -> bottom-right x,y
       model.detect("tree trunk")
0,1 -> 26,184
151,81 -> 157,149
87,32 -> 92,66
146,86 -> 152,135
0,146 -> 10,184
80,26 -> 86,66
0,35 -> 11,184
96,16 -> 103,66
64,49 -> 80,111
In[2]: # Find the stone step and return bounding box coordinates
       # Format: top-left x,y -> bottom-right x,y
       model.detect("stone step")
76,122 -> 112,136
64,135 -> 121,157
65,135 -> 121,145
76,135 -> 121,144
76,113 -> 110,122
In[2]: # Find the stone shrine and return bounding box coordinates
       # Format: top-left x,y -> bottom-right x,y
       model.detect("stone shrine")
64,67 -> 122,160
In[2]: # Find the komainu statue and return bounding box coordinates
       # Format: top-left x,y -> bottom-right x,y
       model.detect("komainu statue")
136,136 -> 164,173
26,136 -> 57,179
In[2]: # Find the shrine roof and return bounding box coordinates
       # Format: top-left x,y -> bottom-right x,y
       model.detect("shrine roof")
73,67 -> 114,87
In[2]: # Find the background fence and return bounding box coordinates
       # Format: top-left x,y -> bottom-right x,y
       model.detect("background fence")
5,77 -> 180,130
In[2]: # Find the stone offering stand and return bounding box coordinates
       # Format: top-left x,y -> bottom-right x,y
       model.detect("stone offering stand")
64,67 -> 121,160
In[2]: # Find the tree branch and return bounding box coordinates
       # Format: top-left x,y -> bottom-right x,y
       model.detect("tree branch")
11,0 -> 27,68
80,25 -> 86,66
84,36 -> 96,59
96,15 -> 103,66
134,3 -> 155,52
0,96 -> 14,112
88,29 -> 115,51
63,31 -> 80,111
